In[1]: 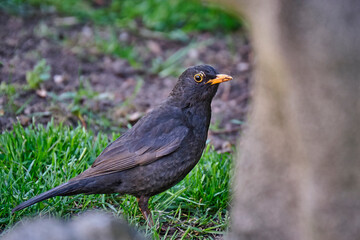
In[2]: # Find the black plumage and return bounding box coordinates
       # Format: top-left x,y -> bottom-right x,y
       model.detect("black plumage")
12,65 -> 232,224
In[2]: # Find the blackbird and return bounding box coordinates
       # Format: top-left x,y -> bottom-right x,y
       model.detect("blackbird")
12,65 -> 232,224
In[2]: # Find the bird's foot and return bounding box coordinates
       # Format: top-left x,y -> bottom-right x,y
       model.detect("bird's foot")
137,196 -> 154,227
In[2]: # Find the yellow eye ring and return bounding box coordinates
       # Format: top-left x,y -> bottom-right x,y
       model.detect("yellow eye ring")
194,73 -> 203,83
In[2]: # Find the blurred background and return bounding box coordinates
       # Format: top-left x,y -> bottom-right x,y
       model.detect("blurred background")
0,0 -> 251,152
0,1 -> 253,238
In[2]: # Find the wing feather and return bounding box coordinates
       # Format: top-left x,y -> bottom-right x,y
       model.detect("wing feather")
75,111 -> 188,180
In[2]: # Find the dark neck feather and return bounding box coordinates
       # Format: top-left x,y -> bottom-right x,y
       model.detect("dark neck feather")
167,83 -> 219,109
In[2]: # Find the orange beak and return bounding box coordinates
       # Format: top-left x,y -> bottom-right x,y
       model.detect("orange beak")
206,74 -> 233,85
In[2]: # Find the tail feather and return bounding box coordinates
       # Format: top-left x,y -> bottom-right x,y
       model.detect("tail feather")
12,180 -> 86,213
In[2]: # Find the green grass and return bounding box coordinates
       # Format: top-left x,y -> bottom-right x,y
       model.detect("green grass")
1,0 -> 241,34
0,121 -> 232,239
25,59 -> 51,90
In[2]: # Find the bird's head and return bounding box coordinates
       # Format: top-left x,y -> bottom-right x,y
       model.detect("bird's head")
169,65 -> 232,106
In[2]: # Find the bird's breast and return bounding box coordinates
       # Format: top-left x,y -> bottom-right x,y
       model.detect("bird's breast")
183,104 -> 211,138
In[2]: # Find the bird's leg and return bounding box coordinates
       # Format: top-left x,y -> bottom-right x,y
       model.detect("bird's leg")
137,196 -> 153,227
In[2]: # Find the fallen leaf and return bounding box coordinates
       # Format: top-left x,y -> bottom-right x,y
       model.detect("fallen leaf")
54,75 -> 65,84
36,89 -> 47,98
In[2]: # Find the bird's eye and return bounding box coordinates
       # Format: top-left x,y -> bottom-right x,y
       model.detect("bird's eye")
194,73 -> 203,83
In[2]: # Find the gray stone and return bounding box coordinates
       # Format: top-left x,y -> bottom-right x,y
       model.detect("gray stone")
4,212 -> 145,240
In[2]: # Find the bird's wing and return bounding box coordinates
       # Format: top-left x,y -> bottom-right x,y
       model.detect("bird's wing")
75,110 -> 188,179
